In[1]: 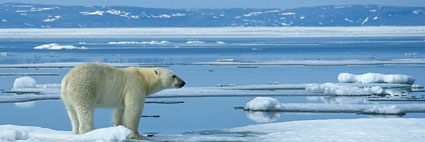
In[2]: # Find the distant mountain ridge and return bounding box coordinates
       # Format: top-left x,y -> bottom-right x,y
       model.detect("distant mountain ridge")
1,3 -> 425,28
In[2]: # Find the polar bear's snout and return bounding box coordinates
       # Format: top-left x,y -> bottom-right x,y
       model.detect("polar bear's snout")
178,80 -> 186,88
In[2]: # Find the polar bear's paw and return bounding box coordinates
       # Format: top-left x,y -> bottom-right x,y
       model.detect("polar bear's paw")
129,134 -> 146,140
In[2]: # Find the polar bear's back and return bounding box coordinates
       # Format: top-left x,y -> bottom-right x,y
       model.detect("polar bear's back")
61,63 -> 134,108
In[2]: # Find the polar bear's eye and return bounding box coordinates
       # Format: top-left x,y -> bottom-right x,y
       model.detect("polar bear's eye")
171,75 -> 177,78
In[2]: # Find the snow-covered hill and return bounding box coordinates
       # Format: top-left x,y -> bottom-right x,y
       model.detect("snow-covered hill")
1,3 -> 425,28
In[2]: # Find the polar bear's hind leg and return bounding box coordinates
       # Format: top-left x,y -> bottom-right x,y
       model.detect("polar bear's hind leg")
113,108 -> 124,126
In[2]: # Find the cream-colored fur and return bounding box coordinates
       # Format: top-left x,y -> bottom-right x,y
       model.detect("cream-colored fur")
61,63 -> 185,140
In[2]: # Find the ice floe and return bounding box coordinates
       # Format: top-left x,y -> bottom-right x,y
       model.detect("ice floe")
243,97 -> 425,115
305,83 -> 384,96
0,125 -> 130,141
338,73 -> 415,85
34,43 -> 87,50
3,118 -> 424,141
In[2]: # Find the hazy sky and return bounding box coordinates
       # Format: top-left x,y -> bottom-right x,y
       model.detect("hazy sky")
1,0 -> 425,9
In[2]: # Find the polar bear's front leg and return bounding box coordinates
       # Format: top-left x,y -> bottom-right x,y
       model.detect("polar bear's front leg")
113,108 -> 124,126
124,94 -> 146,140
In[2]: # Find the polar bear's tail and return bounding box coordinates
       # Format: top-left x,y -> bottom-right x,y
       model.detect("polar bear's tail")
60,76 -> 68,100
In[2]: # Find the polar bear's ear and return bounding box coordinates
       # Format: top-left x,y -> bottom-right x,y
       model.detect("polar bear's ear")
154,70 -> 159,76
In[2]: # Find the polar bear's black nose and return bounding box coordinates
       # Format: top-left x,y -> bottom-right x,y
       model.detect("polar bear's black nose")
179,81 -> 186,88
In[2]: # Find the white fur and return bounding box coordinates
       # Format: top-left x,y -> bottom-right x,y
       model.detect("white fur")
61,63 -> 184,140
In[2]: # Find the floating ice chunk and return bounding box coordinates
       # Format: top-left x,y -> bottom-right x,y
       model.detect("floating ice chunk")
245,97 -> 281,111
13,77 -> 37,89
338,73 -> 415,85
245,111 -> 280,123
186,40 -> 205,44
216,41 -> 225,44
363,105 -> 404,115
80,11 -> 104,16
107,41 -> 170,45
280,12 -> 296,15
34,43 -> 87,50
305,83 -> 383,95
216,59 -> 238,62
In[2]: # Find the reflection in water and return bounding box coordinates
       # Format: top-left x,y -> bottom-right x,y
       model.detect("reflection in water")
15,101 -> 36,108
245,111 -> 280,123
306,96 -> 367,104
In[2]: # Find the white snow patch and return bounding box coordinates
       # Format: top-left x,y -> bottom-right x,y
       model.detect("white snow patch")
1,19 -> 7,22
34,43 -> 87,50
369,9 -> 377,12
13,77 -> 37,89
0,52 -> 7,56
80,11 -> 104,16
338,73 -> 415,85
0,125 -> 130,141
299,16 -> 305,20
245,97 -> 281,110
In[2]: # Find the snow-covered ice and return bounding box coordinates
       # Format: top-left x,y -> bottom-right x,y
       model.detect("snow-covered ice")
363,105 -> 403,115
245,97 -> 281,110
305,83 -> 384,96
338,73 -> 415,85
244,97 -> 425,115
3,119 -> 425,142
34,43 -> 87,50
0,125 -> 130,142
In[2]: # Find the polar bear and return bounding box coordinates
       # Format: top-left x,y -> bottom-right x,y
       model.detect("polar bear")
61,63 -> 185,140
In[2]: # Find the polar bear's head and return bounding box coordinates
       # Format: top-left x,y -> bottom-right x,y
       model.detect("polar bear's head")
153,68 -> 185,89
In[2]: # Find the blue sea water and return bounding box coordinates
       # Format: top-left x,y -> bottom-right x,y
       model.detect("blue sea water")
0,34 -> 425,136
